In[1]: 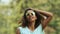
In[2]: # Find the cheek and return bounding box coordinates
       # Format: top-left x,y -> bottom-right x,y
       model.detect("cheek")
26,16 -> 30,20
26,16 -> 29,19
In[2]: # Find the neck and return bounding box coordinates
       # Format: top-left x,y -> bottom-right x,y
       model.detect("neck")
28,21 -> 35,31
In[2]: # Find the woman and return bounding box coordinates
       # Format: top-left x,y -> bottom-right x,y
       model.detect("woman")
16,8 -> 53,34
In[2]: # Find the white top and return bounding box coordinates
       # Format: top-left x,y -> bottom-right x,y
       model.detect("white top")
18,24 -> 45,34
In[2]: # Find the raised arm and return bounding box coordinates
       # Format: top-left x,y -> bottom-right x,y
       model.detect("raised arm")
36,10 -> 53,29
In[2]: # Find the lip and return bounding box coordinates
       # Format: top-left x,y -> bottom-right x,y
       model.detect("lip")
29,16 -> 33,18
29,17 -> 33,20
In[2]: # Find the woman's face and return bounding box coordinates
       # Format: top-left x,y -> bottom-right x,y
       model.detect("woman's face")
26,10 -> 37,22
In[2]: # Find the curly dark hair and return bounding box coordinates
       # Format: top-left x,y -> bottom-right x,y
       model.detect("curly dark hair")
20,8 -> 44,29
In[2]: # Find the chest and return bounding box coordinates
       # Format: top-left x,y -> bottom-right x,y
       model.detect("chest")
19,24 -> 44,34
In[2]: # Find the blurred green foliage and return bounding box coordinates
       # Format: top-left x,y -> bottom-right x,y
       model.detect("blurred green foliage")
0,0 -> 60,34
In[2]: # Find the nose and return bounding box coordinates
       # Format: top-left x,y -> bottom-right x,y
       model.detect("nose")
28,14 -> 32,17
29,15 -> 32,17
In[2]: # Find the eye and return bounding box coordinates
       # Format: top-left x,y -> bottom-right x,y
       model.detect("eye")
31,13 -> 33,16
27,14 -> 29,16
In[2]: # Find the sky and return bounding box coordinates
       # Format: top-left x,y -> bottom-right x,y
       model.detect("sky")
0,0 -> 12,5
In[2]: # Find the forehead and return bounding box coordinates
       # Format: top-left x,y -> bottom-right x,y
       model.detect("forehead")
26,10 -> 35,13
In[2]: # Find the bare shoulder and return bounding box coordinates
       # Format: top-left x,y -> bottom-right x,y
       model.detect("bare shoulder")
16,28 -> 20,34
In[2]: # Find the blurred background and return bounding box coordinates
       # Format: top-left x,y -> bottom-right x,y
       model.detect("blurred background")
0,0 -> 60,34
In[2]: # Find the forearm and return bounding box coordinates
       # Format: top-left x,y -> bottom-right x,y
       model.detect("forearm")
35,10 -> 53,17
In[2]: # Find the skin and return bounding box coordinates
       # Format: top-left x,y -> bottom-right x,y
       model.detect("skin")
26,10 -> 37,31
16,10 -> 53,34
35,10 -> 53,29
